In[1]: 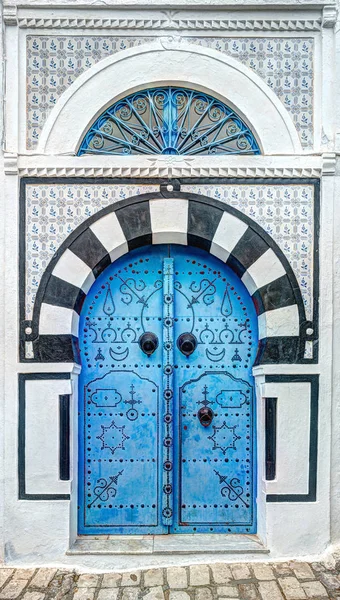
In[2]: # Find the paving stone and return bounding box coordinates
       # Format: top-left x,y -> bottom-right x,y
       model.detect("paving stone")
217,586 -> 240,597
278,577 -> 306,599
144,569 -> 164,588
319,572 -> 340,590
121,573 -> 141,587
238,583 -> 258,599
211,564 -> 233,585
167,567 -> 188,589
143,587 -> 164,600
0,579 -> 28,599
302,581 -> 328,597
29,569 -> 57,589
73,589 -> 95,600
258,581 -> 284,600
49,573 -> 75,600
189,565 -> 210,586
101,574 -> 121,588
291,563 -> 315,581
195,589 -> 213,600
0,572 -> 14,589
310,563 -> 326,575
275,564 -> 293,577
22,593 -> 45,600
121,588 -> 140,600
231,566 -> 251,581
169,593 -> 190,600
77,575 -> 99,588
252,565 -> 275,581
97,590 -> 119,600
12,571 -> 36,581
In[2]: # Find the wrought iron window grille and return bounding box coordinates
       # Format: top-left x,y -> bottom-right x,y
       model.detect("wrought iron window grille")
78,87 -> 261,156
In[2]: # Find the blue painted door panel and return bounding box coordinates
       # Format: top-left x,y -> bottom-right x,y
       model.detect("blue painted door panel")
170,246 -> 257,533
78,245 -> 258,535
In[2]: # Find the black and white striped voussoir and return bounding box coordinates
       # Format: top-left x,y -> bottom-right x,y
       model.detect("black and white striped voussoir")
30,194 -> 308,365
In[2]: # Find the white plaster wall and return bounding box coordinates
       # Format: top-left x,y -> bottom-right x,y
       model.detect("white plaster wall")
0,0 -> 5,567
0,0 -> 338,567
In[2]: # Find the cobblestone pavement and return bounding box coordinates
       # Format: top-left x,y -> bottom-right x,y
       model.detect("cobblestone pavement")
1,560 -> 340,600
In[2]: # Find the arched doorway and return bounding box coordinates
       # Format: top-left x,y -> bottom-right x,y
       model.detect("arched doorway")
78,244 -> 258,535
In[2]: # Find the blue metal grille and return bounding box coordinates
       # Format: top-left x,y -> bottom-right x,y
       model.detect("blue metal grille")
78,87 -> 261,156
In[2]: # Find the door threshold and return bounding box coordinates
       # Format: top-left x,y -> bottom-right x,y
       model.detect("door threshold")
67,534 -> 268,555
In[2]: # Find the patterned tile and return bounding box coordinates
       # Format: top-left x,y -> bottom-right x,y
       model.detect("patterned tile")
26,35 -> 314,149
25,184 -> 160,319
25,184 -> 314,326
181,184 -> 314,321
188,37 -> 314,149
26,36 -> 153,149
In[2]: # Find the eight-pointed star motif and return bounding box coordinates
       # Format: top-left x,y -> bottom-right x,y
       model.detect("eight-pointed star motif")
97,420 -> 130,455
208,421 -> 241,454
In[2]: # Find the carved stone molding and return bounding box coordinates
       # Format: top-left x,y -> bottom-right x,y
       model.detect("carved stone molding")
4,154 -> 18,175
322,5 -> 337,27
322,152 -> 336,175
16,16 -> 322,31
3,5 -> 17,25
18,165 -> 322,178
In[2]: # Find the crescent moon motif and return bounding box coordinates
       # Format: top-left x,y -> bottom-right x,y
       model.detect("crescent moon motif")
109,347 -> 129,362
206,347 -> 226,362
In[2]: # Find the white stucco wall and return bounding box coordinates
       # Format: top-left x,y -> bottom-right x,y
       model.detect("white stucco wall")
1,0 -> 339,568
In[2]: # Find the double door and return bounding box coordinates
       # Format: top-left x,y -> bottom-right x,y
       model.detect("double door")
78,245 -> 257,534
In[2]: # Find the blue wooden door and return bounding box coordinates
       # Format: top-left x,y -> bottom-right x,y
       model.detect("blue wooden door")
78,245 -> 258,535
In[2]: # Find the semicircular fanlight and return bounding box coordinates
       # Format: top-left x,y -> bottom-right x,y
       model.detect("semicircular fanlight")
78,87 -> 261,156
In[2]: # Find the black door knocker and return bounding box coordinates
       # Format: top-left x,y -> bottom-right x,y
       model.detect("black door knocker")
177,332 -> 197,356
139,332 -> 159,356
198,406 -> 214,427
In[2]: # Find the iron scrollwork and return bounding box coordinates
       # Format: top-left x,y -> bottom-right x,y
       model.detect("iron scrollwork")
78,87 -> 261,157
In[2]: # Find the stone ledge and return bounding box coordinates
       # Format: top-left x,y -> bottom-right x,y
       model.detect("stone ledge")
67,534 -> 268,555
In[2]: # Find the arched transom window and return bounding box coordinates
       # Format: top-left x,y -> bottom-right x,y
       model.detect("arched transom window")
78,87 -> 261,156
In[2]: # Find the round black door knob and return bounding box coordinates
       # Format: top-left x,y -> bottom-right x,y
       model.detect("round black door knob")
139,332 -> 159,356
177,332 -> 197,356
198,406 -> 214,427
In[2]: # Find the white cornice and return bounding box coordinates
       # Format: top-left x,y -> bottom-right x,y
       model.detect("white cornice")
17,165 -> 322,178
15,16 -> 322,30
16,155 -> 323,179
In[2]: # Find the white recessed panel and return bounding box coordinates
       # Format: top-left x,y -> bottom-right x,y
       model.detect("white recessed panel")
150,198 -> 188,245
264,382 -> 311,495
210,212 -> 248,263
25,379 -> 72,495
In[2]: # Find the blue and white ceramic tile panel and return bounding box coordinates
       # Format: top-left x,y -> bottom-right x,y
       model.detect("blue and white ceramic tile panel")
26,35 -> 314,150
188,37 -> 314,149
181,184 -> 314,325
26,36 -> 153,149
25,183 -> 160,319
25,183 -> 314,327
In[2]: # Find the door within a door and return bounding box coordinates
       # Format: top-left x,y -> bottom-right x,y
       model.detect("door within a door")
78,245 -> 258,535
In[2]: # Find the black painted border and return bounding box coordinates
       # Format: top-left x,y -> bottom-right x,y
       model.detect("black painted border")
19,177 -> 320,364
265,374 -> 319,503
265,398 -> 277,481
59,394 -> 71,481
18,372 -> 71,500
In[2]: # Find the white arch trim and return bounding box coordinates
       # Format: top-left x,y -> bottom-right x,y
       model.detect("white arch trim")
38,39 -> 302,156
39,197 -> 300,341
